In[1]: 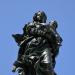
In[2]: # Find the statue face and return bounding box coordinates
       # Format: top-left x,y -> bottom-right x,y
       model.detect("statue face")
36,12 -> 42,21
33,11 -> 47,23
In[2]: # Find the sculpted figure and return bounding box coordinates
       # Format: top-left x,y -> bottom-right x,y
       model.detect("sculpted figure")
12,11 -> 62,75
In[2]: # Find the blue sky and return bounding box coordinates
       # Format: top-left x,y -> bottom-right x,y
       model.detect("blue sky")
0,0 -> 75,75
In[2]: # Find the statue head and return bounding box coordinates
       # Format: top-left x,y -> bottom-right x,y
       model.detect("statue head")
33,11 -> 47,23
50,20 -> 58,30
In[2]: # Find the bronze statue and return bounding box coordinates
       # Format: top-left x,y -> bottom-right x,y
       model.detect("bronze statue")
12,11 -> 62,75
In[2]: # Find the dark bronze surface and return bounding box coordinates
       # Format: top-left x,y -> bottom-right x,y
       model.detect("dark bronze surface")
12,11 -> 62,75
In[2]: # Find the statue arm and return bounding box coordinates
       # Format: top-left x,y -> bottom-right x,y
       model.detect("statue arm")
15,24 -> 32,60
48,20 -> 63,46
12,24 -> 28,45
12,24 -> 29,70
45,22 -> 63,57
50,28 -> 63,46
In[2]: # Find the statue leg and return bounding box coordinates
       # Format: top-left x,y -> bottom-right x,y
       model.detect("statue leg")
34,48 -> 55,75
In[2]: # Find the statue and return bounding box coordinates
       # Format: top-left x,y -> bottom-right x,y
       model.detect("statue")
12,11 -> 63,75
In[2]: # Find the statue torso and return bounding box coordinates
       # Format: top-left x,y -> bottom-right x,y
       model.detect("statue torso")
24,22 -> 49,55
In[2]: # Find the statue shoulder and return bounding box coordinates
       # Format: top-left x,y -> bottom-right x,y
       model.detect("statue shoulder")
23,22 -> 34,30
27,22 -> 35,26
